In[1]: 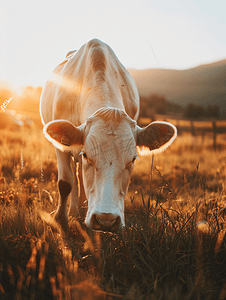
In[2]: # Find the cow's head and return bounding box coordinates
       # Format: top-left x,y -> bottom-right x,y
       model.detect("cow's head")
44,108 -> 177,231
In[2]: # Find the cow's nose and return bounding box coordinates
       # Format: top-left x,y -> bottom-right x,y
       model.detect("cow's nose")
91,213 -> 121,232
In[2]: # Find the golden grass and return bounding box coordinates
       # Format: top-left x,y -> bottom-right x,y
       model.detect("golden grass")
1,127 -> 226,299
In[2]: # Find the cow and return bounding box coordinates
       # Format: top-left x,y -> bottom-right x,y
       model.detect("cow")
40,39 -> 177,232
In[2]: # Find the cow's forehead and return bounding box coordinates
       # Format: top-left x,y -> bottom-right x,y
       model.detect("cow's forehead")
84,119 -> 137,163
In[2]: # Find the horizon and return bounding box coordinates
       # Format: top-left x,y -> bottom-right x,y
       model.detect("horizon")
1,58 -> 225,94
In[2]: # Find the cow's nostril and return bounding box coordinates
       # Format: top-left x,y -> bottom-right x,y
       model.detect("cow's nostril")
96,216 -> 117,226
91,213 -> 121,232
91,214 -> 101,230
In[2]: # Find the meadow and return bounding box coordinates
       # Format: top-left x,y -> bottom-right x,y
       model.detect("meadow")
1,124 -> 226,300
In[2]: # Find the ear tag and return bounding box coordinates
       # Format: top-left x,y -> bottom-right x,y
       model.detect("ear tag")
61,136 -> 71,146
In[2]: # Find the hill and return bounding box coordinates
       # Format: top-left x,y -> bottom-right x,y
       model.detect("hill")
129,60 -> 226,116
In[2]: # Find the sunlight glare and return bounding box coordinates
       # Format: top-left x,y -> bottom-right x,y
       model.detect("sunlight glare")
13,85 -> 23,96
49,71 -> 84,96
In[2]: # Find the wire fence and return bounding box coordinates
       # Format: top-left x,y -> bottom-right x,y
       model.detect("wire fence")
138,117 -> 226,151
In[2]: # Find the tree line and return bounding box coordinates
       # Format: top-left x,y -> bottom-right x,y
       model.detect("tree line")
139,93 -> 220,119
183,103 -> 220,119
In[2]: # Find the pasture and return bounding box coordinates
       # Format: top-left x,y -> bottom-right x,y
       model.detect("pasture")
1,124 -> 226,299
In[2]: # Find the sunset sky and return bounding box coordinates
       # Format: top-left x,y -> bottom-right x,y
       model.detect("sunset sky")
0,0 -> 225,89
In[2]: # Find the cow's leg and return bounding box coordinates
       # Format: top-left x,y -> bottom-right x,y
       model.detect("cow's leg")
78,158 -> 87,210
69,160 -> 80,216
69,157 -> 86,216
55,148 -> 73,230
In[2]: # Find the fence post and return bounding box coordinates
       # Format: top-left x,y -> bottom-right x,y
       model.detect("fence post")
191,121 -> 195,136
212,120 -> 217,151
176,120 -> 180,135
202,129 -> 205,144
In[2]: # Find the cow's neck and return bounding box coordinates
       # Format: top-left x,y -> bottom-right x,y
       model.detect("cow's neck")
81,92 -> 125,121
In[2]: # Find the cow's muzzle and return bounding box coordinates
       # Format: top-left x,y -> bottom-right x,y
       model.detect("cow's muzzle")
90,213 -> 121,232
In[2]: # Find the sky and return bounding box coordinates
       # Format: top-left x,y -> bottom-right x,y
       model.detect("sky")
0,0 -> 226,89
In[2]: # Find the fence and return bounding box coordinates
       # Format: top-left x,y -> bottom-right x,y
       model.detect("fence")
138,118 -> 226,151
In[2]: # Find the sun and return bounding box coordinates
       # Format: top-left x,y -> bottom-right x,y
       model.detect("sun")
12,84 -> 23,96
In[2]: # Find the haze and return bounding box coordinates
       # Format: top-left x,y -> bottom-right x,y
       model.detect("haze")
0,0 -> 225,88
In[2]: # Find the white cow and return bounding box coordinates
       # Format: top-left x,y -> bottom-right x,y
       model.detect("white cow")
40,39 -> 177,231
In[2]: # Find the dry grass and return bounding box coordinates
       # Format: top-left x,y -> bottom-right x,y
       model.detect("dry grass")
1,127 -> 226,299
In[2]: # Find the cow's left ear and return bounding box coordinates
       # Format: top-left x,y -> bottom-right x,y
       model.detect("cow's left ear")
43,120 -> 84,152
136,121 -> 177,153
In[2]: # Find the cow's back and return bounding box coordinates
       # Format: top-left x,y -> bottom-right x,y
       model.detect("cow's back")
40,39 -> 139,126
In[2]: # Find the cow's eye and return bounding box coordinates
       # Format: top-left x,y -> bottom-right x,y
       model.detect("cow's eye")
130,156 -> 137,165
82,152 -> 88,159
132,156 -> 137,163
81,152 -> 94,166
126,156 -> 137,169
80,151 -> 88,160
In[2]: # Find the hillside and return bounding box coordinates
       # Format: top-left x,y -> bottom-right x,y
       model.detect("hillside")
129,60 -> 226,116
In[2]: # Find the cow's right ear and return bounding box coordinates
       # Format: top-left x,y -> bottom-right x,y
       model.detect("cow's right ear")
43,120 -> 84,152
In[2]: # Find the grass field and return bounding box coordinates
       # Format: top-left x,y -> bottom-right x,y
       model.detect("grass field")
1,126 -> 226,299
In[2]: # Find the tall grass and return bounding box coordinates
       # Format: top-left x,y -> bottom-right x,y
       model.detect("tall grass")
1,128 -> 226,299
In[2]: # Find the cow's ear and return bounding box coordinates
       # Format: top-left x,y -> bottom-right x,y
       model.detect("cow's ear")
43,120 -> 84,152
136,121 -> 177,154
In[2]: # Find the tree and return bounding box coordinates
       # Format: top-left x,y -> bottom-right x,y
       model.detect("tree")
206,105 -> 220,119
139,93 -> 167,118
184,103 -> 196,119
195,105 -> 205,118
184,103 -> 220,119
